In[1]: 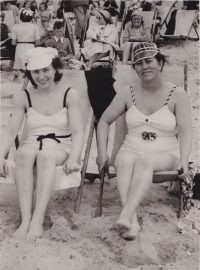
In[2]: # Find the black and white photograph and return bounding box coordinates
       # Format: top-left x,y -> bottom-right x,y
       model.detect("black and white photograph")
0,0 -> 199,269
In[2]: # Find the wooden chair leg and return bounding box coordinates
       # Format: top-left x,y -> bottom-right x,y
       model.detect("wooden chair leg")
94,168 -> 106,217
178,179 -> 183,219
74,114 -> 96,213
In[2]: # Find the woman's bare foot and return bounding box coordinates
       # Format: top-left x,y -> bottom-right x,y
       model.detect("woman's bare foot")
27,223 -> 44,239
121,223 -> 142,241
116,209 -> 131,233
12,219 -> 30,239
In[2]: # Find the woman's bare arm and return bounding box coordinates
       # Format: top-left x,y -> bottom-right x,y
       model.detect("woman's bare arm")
0,92 -> 26,159
97,87 -> 129,170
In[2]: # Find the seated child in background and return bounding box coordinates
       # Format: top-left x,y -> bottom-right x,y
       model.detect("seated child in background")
44,21 -> 73,62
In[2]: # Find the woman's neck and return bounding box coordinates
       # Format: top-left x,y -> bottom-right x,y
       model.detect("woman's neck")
36,82 -> 57,94
141,74 -> 163,92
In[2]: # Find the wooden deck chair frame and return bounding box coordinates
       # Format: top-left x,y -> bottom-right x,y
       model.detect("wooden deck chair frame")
0,10 -> 16,61
160,9 -> 199,47
158,0 -> 178,29
79,15 -> 119,65
116,10 -> 157,62
75,64 -> 188,219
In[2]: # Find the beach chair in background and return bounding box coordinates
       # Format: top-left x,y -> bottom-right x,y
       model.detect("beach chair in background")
116,11 -> 157,62
160,9 -> 199,46
3,10 -> 16,32
79,15 -> 119,65
157,0 -> 178,29
75,64 -> 188,218
1,70 -> 91,191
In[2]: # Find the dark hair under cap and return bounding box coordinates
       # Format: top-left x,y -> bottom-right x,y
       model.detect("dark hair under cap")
20,9 -> 34,22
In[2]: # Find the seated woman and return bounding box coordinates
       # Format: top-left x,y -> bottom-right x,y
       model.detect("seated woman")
122,11 -> 151,64
0,47 -> 84,239
81,10 -> 118,70
96,42 -> 192,240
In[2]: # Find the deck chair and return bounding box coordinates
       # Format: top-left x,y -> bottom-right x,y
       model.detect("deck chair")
80,15 -> 119,65
75,64 -> 188,218
3,10 -> 16,32
0,70 -> 91,192
116,11 -> 157,61
0,38 -> 12,61
160,9 -> 199,46
0,10 -> 16,61
157,1 -> 178,28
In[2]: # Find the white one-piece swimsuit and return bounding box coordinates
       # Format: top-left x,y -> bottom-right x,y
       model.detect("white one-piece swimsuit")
23,88 -> 72,152
119,85 -> 180,158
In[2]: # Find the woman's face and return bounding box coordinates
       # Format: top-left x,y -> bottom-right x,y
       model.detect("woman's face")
31,64 -> 56,89
132,16 -> 142,27
40,4 -> 46,12
96,14 -> 106,25
134,57 -> 162,82
25,1 -> 31,9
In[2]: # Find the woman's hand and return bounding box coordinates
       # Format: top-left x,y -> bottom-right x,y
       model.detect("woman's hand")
177,160 -> 189,180
63,159 -> 80,175
96,153 -> 109,173
0,158 -> 8,178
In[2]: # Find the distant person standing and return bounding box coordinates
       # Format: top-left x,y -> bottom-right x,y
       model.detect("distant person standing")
12,9 -> 40,72
73,0 -> 92,39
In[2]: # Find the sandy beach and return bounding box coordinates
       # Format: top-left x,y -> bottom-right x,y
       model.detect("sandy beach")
0,2 -> 200,269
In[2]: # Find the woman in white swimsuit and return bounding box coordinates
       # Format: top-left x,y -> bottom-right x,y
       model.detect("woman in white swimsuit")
96,42 -> 192,240
0,47 -> 84,239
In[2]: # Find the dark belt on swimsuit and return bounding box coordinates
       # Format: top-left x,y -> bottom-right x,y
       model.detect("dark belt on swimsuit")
17,42 -> 35,44
37,133 -> 72,150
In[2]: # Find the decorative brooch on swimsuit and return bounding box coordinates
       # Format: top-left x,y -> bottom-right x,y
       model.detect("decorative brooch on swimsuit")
142,132 -> 157,141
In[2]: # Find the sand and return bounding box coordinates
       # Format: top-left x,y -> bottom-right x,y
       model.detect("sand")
0,4 -> 200,269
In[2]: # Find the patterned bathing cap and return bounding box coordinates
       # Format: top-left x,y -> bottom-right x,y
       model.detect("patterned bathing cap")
132,42 -> 161,65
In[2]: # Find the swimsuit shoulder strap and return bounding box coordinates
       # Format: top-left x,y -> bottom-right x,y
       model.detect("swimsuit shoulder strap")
63,87 -> 71,108
164,85 -> 177,106
24,89 -> 32,108
129,85 -> 136,105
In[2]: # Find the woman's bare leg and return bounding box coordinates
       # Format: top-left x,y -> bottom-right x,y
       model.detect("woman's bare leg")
87,52 -> 109,69
117,153 -> 179,238
114,150 -> 138,232
27,148 -> 68,239
13,146 -> 38,238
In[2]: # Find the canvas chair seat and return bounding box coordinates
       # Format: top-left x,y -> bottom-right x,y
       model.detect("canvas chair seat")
161,9 -> 199,46
3,10 -> 16,32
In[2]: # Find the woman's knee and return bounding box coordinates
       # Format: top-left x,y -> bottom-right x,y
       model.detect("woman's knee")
16,147 -> 35,166
135,153 -> 154,171
36,149 -> 56,168
115,151 -> 137,168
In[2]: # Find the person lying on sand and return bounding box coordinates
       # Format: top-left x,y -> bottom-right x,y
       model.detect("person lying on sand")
0,47 -> 84,239
96,42 -> 192,240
